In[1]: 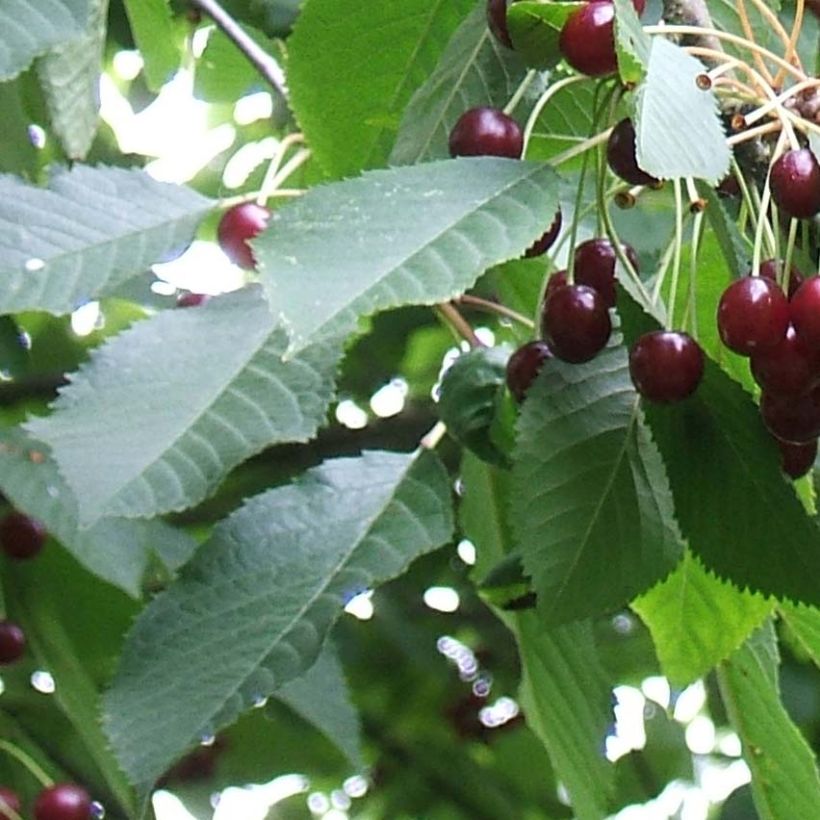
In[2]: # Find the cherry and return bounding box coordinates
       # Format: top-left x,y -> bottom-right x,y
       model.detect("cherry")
525,210 -> 562,257
506,340 -> 553,401
751,326 -> 819,395
216,202 -> 270,269
759,258 -> 804,299
0,511 -> 47,560
449,107 -> 523,159
545,269 -> 568,301
769,149 -> 820,219
34,784 -> 92,820
606,118 -> 659,187
559,2 -> 618,77
778,438 -> 817,479
487,0 -> 513,48
716,175 -> 741,198
573,238 -> 640,308
176,292 -> 210,308
540,284 -> 611,363
628,331 -> 704,403
0,788 -> 21,820
0,621 -> 26,665
717,276 -> 789,355
761,387 -> 820,443
789,277 -> 820,348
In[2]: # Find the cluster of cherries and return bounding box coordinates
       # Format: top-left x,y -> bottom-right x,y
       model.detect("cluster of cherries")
0,513 -> 97,820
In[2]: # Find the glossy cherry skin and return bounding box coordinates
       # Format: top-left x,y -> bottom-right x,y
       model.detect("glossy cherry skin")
761,387 -> 820,443
525,210 -> 562,257
449,107 -> 523,159
778,437 -> 817,479
540,284 -> 611,363
0,621 -> 25,665
176,292 -> 210,308
506,340 -> 553,401
560,2 -> 618,77
487,0 -> 513,48
216,203 -> 270,269
0,787 -> 21,820
606,118 -> 659,186
0,511 -> 46,559
751,326 -> 820,396
717,276 -> 790,355
34,784 -> 92,820
759,258 -> 804,299
573,238 -> 639,307
790,277 -> 820,348
629,331 -> 704,403
769,149 -> 820,219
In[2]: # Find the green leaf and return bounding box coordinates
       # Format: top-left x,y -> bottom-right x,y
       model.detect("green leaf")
779,604 -> 820,667
256,158 -> 560,354
390,5 -> 530,165
525,80 -> 597,161
28,287 -> 344,524
103,449 -> 454,787
0,165 -> 213,315
288,0 -> 475,178
0,0 -> 88,81
632,551 -> 773,686
635,38 -> 730,183
506,2 -> 584,70
273,642 -> 362,767
514,613 -> 615,820
511,328 -> 682,625
0,76 -> 41,178
0,427 -> 196,596
613,0 -> 649,84
717,621 -> 820,819
701,184 -> 750,281
37,0 -> 107,160
123,0 -> 181,91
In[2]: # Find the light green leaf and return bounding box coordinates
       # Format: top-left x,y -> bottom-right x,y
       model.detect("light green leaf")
632,551 -> 773,686
779,604 -> 820,667
390,5 -> 530,165
0,427 -> 196,597
104,449 -> 453,787
123,0 -> 181,91
0,165 -> 213,315
506,1 -> 584,70
274,642 -> 362,767
512,327 -> 682,625
37,0 -> 108,160
717,621 -> 820,820
288,0 -> 475,177
256,158 -> 560,355
28,287 -> 344,524
635,38 -> 730,183
0,0 -> 88,81
613,0 -> 649,84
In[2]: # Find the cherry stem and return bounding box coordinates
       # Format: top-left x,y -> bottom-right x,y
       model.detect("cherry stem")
457,295 -> 535,329
0,740 -> 54,789
747,180 -> 778,259
752,130 -> 788,277
651,231 -> 681,307
726,120 -> 783,147
742,78 -> 819,128
745,0 -> 794,53
522,75 -> 589,156
504,69 -> 538,116
0,794 -> 22,820
773,0 -> 805,89
667,180 -> 685,329
220,189 -> 306,209
256,133 -> 305,206
683,208 -> 705,337
435,303 -> 485,348
783,218 -> 799,296
420,421 -> 447,451
549,128 -> 612,168
734,0 -> 775,86
190,0 -> 287,97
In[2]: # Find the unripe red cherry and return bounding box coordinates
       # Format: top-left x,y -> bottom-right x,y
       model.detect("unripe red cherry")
506,340 -> 553,401
525,210 -> 562,257
487,0 -> 513,48
449,107 -> 523,159
0,621 -> 25,665
560,2 -> 618,77
761,387 -> 820,443
717,276 -> 790,355
629,331 -> 704,403
606,119 -> 659,187
778,438 -> 817,479
573,238 -> 639,307
217,202 -> 270,269
540,284 -> 611,363
34,783 -> 92,820
789,276 -> 820,348
769,148 -> 820,219
0,511 -> 47,560
751,326 -> 819,396
759,258 -> 804,299
0,787 -> 21,820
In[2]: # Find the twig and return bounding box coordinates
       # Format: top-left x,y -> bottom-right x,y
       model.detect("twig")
436,302 -> 486,348
457,294 -> 535,329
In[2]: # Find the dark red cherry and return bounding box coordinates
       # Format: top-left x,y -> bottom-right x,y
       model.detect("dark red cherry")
545,269 -> 568,302
487,0 -> 513,48
560,2 -> 618,77
506,341 -> 553,401
216,202 -> 270,269
573,238 -> 639,308
0,787 -> 21,820
751,326 -> 819,395
790,277 -> 820,348
778,437 -> 817,479
761,387 -> 820,443
717,276 -> 790,355
769,149 -> 820,219
606,118 -> 659,187
176,292 -> 210,308
449,107 -> 523,159
629,331 -> 704,403
716,175 -> 741,198
0,511 -> 47,560
759,258 -> 804,299
540,284 -> 611,363
525,210 -> 562,257
34,784 -> 92,820
0,621 -> 25,665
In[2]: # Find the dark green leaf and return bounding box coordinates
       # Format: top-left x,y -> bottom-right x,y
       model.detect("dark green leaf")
506,1 -> 583,70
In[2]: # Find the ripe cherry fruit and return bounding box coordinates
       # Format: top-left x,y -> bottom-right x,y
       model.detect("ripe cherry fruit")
761,387 -> 820,444
778,438 -> 817,479
525,210 -> 562,257
750,326 -> 819,396
629,331 -> 704,403
573,238 -> 639,308
560,1 -> 618,77
449,107 -> 523,159
487,0 -> 513,48
540,284 -> 611,363
176,292 -> 210,308
506,341 -> 553,401
0,511 -> 47,560
789,276 -> 820,348
717,276 -> 789,355
606,119 -> 659,187
34,784 -> 92,820
0,621 -> 26,665
759,258 -> 804,299
0,787 -> 21,820
769,148 -> 820,219
216,202 -> 271,270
